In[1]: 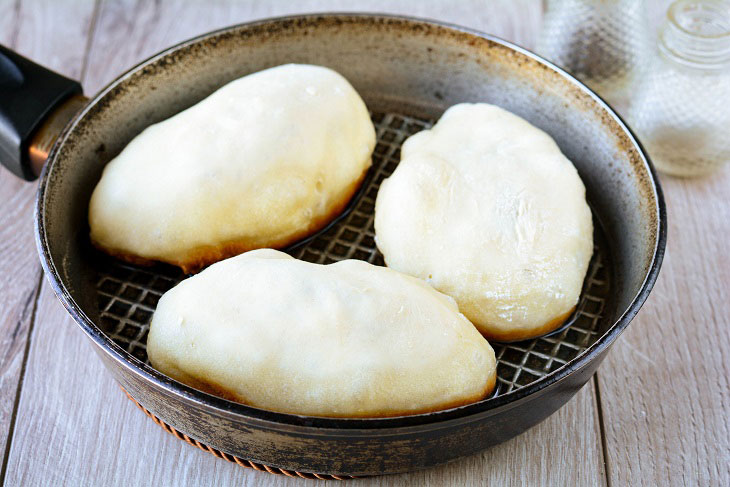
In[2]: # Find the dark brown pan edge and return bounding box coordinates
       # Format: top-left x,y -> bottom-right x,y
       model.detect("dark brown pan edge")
121,387 -> 358,480
34,13 -> 667,431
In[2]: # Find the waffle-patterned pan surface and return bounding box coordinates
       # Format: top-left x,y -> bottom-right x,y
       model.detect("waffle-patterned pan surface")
95,110 -> 613,399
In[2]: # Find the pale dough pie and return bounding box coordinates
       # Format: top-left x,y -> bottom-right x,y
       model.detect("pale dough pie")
147,249 -> 497,417
374,103 -> 594,342
89,64 -> 375,273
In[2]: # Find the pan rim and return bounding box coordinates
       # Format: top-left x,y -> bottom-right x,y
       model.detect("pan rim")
35,12 -> 667,432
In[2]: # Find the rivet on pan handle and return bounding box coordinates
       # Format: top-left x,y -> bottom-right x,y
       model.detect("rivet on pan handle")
0,45 -> 86,180
120,387 -> 358,480
27,94 -> 88,176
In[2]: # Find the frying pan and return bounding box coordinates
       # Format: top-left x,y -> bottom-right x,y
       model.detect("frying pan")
0,14 -> 665,478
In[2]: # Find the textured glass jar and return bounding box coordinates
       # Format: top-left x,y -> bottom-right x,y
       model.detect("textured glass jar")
626,0 -> 730,177
536,0 -> 650,107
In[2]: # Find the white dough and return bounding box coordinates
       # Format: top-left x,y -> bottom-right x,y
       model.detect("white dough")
89,64 -> 375,273
374,103 -> 593,341
147,249 -> 496,417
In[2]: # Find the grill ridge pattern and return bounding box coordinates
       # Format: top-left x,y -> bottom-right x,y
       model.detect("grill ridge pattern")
96,111 -> 611,398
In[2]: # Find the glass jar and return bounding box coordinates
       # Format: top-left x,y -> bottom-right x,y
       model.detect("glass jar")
626,0 -> 730,177
536,0 -> 650,107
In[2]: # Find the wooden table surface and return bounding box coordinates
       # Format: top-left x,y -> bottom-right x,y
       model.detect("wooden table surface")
0,1 -> 728,485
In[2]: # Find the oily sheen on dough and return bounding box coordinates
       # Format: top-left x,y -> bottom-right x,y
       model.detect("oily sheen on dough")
89,64 -> 375,273
374,103 -> 593,342
147,249 -> 497,417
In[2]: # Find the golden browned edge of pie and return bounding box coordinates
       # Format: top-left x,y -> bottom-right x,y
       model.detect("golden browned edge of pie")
479,307 -> 576,343
167,366 -> 498,419
91,167 -> 370,274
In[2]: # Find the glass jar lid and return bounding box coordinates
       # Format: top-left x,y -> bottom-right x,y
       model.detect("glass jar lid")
660,0 -> 730,69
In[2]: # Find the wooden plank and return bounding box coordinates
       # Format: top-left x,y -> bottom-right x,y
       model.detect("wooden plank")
596,3 -> 729,485
0,0 -> 20,47
0,0 -> 95,473
8,0 -> 95,79
6,1 -> 607,485
0,0 -> 34,469
83,0 -> 543,93
0,0 -> 36,467
598,170 -> 730,486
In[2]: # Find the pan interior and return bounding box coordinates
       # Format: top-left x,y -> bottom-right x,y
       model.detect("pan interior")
93,110 -> 613,398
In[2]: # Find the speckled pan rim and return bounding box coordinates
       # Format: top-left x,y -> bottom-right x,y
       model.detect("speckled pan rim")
35,13 -> 666,431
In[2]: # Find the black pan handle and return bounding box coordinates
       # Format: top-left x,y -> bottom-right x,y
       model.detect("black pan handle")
0,44 -> 84,180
